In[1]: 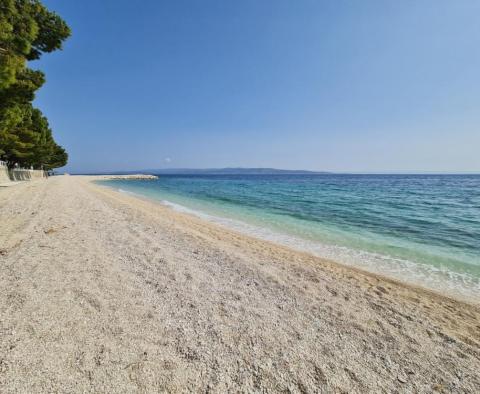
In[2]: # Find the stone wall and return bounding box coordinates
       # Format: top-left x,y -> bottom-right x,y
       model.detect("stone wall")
0,163 -> 10,183
0,162 -> 46,183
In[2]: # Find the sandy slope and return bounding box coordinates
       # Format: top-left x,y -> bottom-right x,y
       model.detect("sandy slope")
0,175 -> 479,393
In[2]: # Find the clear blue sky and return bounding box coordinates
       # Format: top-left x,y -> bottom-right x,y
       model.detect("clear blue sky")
35,0 -> 480,173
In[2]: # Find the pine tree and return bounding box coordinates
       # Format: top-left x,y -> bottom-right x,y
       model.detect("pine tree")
0,0 -> 70,169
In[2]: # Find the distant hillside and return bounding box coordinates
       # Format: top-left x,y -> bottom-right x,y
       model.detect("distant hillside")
142,168 -> 330,175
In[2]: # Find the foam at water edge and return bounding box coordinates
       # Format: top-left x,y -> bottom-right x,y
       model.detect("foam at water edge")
160,199 -> 480,304
118,188 -> 140,196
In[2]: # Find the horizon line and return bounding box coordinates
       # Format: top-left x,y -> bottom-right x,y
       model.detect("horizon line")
66,166 -> 480,176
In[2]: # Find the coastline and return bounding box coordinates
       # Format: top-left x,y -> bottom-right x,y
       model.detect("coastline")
97,176 -> 478,307
98,176 -> 480,305
1,175 -> 479,391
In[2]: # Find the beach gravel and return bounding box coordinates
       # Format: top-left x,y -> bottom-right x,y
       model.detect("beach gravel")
0,176 -> 479,393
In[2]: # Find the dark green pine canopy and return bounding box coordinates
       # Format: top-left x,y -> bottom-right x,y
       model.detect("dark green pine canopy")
0,0 -> 71,169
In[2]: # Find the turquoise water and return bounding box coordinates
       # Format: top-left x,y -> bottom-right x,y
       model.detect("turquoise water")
99,174 -> 480,301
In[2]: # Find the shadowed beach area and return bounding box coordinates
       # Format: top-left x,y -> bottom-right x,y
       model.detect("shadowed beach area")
1,176 -> 479,392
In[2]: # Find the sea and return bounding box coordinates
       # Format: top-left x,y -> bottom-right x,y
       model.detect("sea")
98,174 -> 480,302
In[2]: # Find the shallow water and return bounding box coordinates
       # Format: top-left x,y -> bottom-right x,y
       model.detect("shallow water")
99,174 -> 480,301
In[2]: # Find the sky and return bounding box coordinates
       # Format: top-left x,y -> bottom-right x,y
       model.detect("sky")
35,0 -> 480,173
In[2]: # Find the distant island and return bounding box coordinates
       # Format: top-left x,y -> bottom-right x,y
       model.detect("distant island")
100,168 -> 330,176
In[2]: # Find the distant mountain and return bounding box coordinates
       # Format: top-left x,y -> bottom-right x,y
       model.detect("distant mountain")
139,167 -> 330,175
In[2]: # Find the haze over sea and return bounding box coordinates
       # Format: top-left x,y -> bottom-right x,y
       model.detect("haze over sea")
100,173 -> 480,302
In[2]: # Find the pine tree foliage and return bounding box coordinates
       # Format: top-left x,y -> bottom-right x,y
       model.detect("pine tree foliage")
0,0 -> 70,169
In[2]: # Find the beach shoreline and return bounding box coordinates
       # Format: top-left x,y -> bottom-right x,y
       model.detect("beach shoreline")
1,175 -> 479,392
96,175 -> 480,306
